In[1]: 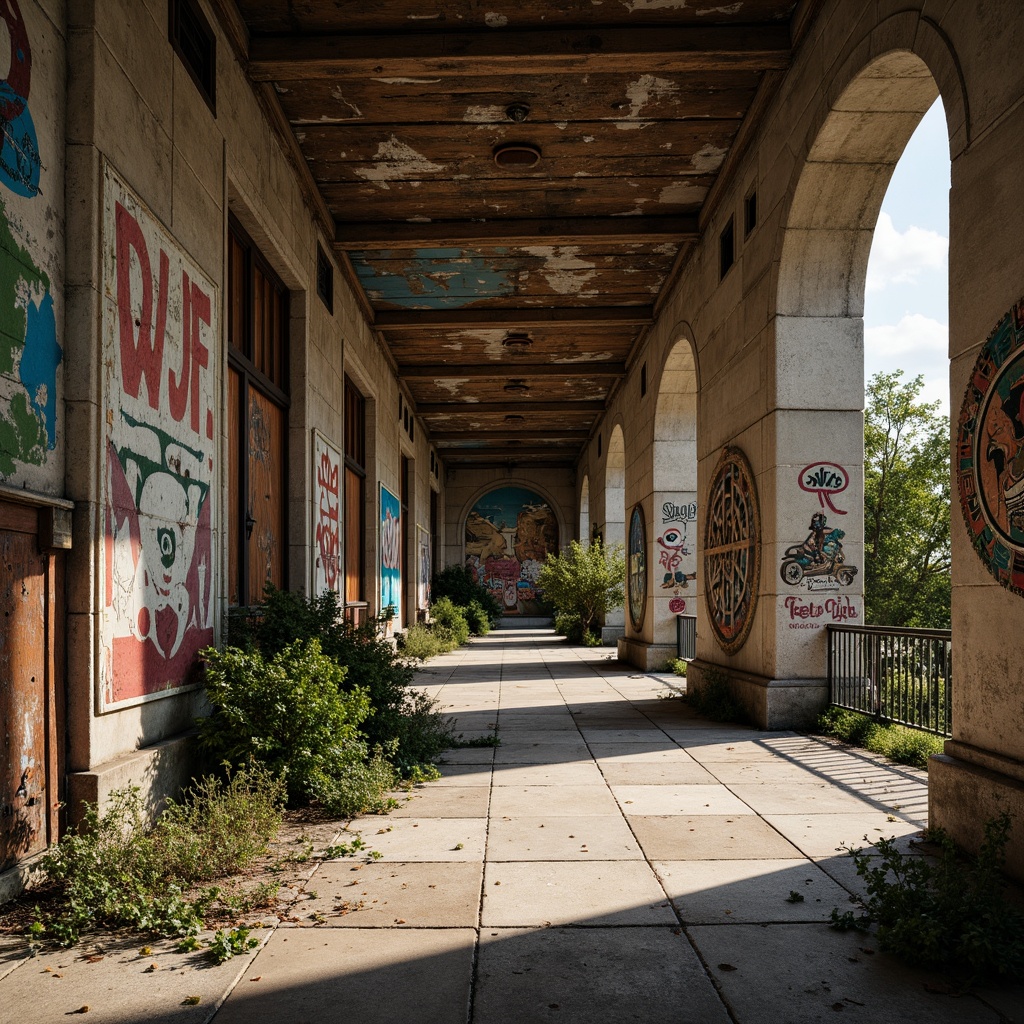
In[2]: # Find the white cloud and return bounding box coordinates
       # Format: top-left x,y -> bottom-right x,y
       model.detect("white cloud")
865,212 -> 948,292
864,314 -> 949,413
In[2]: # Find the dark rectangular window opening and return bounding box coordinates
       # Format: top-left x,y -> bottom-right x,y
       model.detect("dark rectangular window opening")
744,190 -> 758,238
344,377 -> 367,614
169,0 -> 216,115
640,362 -> 648,398
719,217 -> 735,280
316,244 -> 334,314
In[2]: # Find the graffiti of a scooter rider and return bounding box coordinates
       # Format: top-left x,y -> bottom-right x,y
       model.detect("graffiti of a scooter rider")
798,513 -> 828,564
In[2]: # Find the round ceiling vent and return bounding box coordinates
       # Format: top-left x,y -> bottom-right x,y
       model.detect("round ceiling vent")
502,332 -> 533,351
504,379 -> 529,393
493,143 -> 541,169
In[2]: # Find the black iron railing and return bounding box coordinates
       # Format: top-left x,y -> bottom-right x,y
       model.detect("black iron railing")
676,614 -> 697,662
826,624 -> 952,736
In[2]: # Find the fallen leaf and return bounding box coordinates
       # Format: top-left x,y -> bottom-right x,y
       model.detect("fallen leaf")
831,1002 -> 845,1011
139,946 -> 152,956
182,996 -> 201,1006
146,963 -> 159,972
250,977 -> 262,982
72,1006 -> 89,1014
83,955 -> 104,964
718,964 -> 737,972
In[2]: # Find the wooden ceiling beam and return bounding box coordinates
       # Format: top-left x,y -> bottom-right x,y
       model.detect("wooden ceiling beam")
418,400 -> 605,415
376,307 -> 652,330
248,26 -> 791,80
430,429 -> 591,441
334,216 -> 698,250
400,362 -> 624,379
438,446 -> 581,457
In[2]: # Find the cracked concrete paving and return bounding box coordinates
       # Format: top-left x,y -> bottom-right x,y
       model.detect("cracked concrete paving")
3,628 -> 1022,1023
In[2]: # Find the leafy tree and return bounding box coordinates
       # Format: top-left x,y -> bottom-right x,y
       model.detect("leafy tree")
537,540 -> 625,639
864,371 -> 951,627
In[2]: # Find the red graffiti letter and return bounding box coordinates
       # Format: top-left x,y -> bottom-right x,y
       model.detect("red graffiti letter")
189,281 -> 211,435
168,269 -> 191,424
116,203 -> 166,410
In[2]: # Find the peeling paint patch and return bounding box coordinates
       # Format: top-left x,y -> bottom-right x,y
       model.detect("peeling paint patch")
373,77 -> 443,85
442,342 -> 464,351
354,136 -> 444,184
408,12 -> 442,18
555,122 -> 568,130
659,182 -> 706,204
523,246 -> 598,295
691,143 -> 727,172
552,351 -> 615,364
463,105 -> 506,123
696,3 -> 743,15
329,86 -> 363,119
583,135 -> 595,143
407,216 -> 433,223
435,379 -> 470,396
484,12 -> 509,26
625,74 -> 678,120
352,249 -> 515,308
624,0 -> 689,13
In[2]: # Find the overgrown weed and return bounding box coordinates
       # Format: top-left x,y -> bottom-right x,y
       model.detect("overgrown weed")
817,706 -> 943,770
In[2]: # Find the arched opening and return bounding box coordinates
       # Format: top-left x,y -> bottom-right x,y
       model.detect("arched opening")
651,337 -> 699,651
579,475 -> 590,547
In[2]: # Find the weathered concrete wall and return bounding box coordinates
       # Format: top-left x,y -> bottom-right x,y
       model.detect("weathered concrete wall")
62,0 -> 443,807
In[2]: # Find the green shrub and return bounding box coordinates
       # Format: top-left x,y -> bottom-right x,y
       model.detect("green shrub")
199,638 -> 395,815
399,622 -> 447,660
816,706 -> 943,770
553,610 -> 601,646
665,658 -> 687,677
430,596 -> 470,647
686,668 -> 745,723
154,765 -> 284,881
538,540 -> 625,638
229,586 -> 454,774
431,565 -> 502,626
833,813 -> 1024,981
464,599 -> 491,636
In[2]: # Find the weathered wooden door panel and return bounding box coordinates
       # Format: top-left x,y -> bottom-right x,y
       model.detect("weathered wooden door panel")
0,499 -> 62,871
246,388 -> 286,605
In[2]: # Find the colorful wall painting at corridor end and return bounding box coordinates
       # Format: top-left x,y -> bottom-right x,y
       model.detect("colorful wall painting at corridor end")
100,164 -> 217,709
627,503 -> 647,630
313,432 -> 342,599
958,296 -> 1024,597
0,0 -> 62,488
465,486 -> 558,615
380,483 -> 402,625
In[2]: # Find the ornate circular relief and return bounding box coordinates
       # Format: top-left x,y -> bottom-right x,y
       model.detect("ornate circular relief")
703,446 -> 761,654
957,297 -> 1024,597
627,503 -> 647,631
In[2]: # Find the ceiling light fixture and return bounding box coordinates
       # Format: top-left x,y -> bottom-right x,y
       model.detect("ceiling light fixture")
504,414 -> 526,425
493,142 -> 541,169
504,380 -> 529,393
505,103 -> 530,123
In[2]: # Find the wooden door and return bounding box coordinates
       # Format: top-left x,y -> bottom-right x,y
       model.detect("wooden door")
0,499 -> 63,870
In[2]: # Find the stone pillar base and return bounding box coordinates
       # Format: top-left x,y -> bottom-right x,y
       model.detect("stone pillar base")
601,625 -> 625,645
616,637 -> 677,671
67,732 -> 200,827
686,660 -> 827,730
929,744 -> 1024,883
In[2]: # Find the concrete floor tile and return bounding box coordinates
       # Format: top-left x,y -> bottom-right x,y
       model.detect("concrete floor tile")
600,761 -> 718,785
761,812 -> 924,858
492,729 -> 586,745
215,928 -> 475,1024
590,743 -> 696,764
654,858 -> 852,924
497,714 -> 576,730
628,815 -> 804,860
390,786 -> 490,817
687,924 -> 1001,1024
487,814 -> 644,860
578,729 -> 666,744
491,761 -> 607,786
439,747 -> 495,764
473,927 -> 730,1024
728,782 -> 883,816
612,784 -> 755,815
0,933 -> 266,1024
480,861 -> 676,927
680,740 -> 795,762
493,742 -> 591,763
342,818 -> 487,861
706,760 -> 830,784
490,784 -> 619,818
297,861 -> 482,927
430,764 -> 493,787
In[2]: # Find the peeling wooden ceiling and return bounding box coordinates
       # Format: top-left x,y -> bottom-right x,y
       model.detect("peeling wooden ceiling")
229,0 -> 802,468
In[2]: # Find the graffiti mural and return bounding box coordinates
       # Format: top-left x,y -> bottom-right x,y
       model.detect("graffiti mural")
627,503 -> 647,630
465,486 -> 558,615
799,462 -> 849,516
380,484 -> 401,624
313,432 -> 341,598
100,165 -> 216,708
0,0 -> 61,485
703,447 -> 760,654
778,511 -> 858,592
957,297 -> 1024,597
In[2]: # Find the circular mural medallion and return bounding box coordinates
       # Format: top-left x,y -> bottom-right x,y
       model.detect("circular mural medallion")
957,297 -> 1024,596
627,504 -> 647,630
703,446 -> 761,654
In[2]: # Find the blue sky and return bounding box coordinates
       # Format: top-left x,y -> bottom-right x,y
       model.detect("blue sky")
864,99 -> 950,413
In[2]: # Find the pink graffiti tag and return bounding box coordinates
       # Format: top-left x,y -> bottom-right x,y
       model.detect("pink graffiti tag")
799,462 -> 849,515
315,452 -> 340,589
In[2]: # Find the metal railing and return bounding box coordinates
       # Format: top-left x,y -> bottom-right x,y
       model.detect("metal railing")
676,614 -> 697,662
826,624 -> 952,736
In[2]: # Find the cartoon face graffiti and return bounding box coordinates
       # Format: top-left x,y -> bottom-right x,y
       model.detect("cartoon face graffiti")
979,356 -> 1024,541
657,525 -> 691,588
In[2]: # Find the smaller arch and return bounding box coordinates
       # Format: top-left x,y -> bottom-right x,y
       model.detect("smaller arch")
579,475 -> 591,547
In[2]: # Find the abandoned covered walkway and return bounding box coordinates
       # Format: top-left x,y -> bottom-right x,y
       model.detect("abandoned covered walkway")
4,630 -> 1021,1023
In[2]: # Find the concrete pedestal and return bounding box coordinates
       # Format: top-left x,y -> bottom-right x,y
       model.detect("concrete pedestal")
617,637 -> 677,671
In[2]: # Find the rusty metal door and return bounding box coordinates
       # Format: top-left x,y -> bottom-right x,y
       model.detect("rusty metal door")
0,498 -> 63,871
